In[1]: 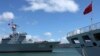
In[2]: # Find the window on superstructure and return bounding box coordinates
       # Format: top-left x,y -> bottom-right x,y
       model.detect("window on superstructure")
71,38 -> 80,44
94,33 -> 100,41
82,35 -> 91,43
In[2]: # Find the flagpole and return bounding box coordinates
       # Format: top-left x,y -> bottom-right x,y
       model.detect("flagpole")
83,1 -> 93,30
91,1 -> 93,25
90,0 -> 93,30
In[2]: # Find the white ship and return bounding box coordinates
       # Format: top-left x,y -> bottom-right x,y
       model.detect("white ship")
67,22 -> 100,56
0,22 -> 59,53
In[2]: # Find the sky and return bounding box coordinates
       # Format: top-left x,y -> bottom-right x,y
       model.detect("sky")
0,0 -> 100,43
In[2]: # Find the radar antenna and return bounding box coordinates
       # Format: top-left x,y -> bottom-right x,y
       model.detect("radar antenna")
8,21 -> 18,34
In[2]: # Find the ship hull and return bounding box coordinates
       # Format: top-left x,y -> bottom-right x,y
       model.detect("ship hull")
0,43 -> 52,53
75,47 -> 100,56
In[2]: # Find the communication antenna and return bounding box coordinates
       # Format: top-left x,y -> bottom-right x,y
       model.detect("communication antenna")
8,20 -> 18,34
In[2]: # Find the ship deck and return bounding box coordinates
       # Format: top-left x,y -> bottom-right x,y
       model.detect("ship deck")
67,22 -> 100,37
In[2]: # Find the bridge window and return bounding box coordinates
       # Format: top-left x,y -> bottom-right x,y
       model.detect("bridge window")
94,33 -> 100,41
82,35 -> 91,43
71,38 -> 80,44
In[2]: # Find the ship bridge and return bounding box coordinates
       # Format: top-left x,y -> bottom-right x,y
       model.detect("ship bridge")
67,22 -> 100,37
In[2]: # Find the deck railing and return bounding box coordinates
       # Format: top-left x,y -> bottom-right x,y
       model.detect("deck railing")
67,22 -> 100,37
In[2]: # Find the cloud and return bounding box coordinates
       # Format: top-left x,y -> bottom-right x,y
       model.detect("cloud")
22,0 -> 79,13
60,36 -> 69,44
0,11 -> 14,21
26,20 -> 38,26
44,32 -> 52,37
23,35 -> 43,43
48,39 -> 55,42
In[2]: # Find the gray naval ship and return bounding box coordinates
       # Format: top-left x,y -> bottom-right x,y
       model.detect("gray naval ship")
0,22 -> 59,53
67,22 -> 100,56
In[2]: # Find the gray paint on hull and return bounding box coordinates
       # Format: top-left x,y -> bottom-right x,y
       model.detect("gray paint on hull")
0,43 -> 52,52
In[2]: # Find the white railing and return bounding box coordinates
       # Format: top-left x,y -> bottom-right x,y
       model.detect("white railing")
67,22 -> 100,37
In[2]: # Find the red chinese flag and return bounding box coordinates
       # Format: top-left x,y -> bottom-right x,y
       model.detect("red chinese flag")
83,3 -> 92,15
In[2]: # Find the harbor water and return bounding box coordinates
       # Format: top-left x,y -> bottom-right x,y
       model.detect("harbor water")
0,48 -> 81,56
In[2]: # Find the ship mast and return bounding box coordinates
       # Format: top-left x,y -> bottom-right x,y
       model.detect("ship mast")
8,21 -> 17,34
